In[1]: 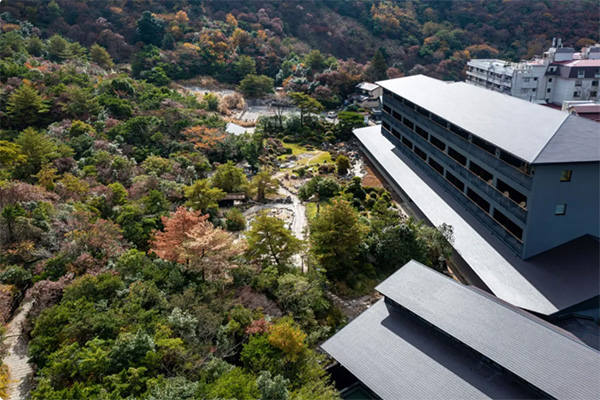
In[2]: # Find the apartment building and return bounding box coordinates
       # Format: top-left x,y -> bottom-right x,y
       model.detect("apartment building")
466,42 -> 600,104
354,74 -> 599,317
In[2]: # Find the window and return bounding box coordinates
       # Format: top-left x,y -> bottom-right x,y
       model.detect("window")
448,147 -> 467,166
415,125 -> 429,140
592,81 -> 599,86
575,80 -> 582,87
548,78 -> 553,82
533,77 -> 538,81
555,204 -> 567,216
402,136 -> 413,150
428,157 -> 444,175
560,170 -> 572,182
414,146 -> 427,160
577,70 -> 585,78
532,88 -> 536,92
573,91 -> 580,97
402,118 -> 414,131
591,91 -> 598,97
445,171 -> 465,191
430,135 -> 446,151
547,88 -> 551,93
383,104 -> 391,113
523,77 -> 531,83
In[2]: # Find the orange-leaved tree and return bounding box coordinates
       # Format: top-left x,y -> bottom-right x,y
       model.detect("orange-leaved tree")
268,319 -> 306,362
150,206 -> 243,281
183,126 -> 227,150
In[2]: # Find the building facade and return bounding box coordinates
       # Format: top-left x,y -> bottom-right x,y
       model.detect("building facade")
466,42 -> 600,104
379,75 -> 599,259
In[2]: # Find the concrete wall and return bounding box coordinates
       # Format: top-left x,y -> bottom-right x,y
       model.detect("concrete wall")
523,162 -> 600,258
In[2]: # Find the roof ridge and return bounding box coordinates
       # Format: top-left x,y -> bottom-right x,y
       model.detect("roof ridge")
379,261 -> 600,353
531,113 -> 571,164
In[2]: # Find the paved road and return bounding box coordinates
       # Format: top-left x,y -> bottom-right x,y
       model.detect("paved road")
4,301 -> 34,400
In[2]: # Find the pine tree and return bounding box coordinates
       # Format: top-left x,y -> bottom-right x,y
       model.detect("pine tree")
90,43 -> 114,69
46,34 -> 71,62
366,49 -> 388,82
6,84 -> 50,128
136,11 -> 165,47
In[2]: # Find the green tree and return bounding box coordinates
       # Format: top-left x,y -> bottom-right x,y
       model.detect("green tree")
234,55 -> 257,82
184,179 -> 226,212
59,86 -> 101,119
418,223 -> 454,271
1,204 -> 27,242
257,371 -> 290,400
161,33 -> 175,50
239,75 -> 274,98
336,155 -> 351,175
90,43 -> 114,69
373,223 -> 427,274
0,30 -> 25,58
252,169 -> 279,202
15,128 -> 58,177
205,368 -> 259,400
303,50 -> 326,72
365,49 -> 388,82
46,34 -> 71,62
0,141 -> 27,171
289,92 -> 324,126
6,83 -> 49,128
136,11 -> 165,47
115,204 -> 159,251
26,35 -> 45,57
211,161 -> 248,193
245,211 -> 303,268
225,208 -> 246,232
337,111 -> 364,140
310,198 -> 368,280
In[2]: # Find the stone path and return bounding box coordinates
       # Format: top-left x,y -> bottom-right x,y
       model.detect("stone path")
3,300 -> 34,400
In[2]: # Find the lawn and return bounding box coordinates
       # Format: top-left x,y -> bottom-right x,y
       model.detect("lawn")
305,200 -> 330,220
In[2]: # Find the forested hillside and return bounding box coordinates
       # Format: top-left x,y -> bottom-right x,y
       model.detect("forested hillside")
0,1 -> 597,399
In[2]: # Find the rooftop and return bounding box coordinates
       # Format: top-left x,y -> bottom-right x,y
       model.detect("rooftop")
377,75 -> 600,164
322,261 -> 600,400
553,59 -> 600,67
353,125 -> 600,315
467,59 -> 514,74
356,82 -> 380,92
225,122 -> 247,136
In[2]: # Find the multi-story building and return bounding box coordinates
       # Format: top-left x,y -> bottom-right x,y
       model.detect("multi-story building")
354,74 -> 599,318
466,42 -> 600,104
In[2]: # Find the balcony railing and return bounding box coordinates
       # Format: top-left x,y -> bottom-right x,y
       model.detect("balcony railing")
387,117 -> 528,223
384,96 -> 533,192
381,129 -> 524,256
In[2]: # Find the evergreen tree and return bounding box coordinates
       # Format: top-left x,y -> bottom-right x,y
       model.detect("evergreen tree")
245,211 -> 303,268
136,11 -> 165,47
46,34 -> 71,62
161,33 -> 176,50
26,35 -> 45,57
6,84 -> 50,128
90,43 -> 114,69
366,49 -> 388,82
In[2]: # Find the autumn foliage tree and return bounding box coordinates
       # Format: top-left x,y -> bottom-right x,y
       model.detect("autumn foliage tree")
150,207 -> 243,281
183,126 -> 227,150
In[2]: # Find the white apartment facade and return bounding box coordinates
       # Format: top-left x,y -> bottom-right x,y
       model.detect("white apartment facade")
466,41 -> 600,105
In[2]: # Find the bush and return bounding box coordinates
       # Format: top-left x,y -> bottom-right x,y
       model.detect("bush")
0,265 -> 32,290
225,208 -> 246,232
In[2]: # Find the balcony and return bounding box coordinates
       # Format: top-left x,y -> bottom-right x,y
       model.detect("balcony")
387,117 -> 528,223
384,96 -> 533,192
381,129 -> 524,256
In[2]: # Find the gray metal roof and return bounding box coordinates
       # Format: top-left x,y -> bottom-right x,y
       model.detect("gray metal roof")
354,125 -> 600,315
225,122 -> 247,136
534,114 -> 600,163
356,82 -> 380,92
375,261 -> 600,400
376,75 -> 600,163
321,299 -> 541,400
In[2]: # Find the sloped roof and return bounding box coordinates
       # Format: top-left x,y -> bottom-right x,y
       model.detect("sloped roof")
322,262 -> 600,400
321,300 -> 540,400
375,261 -> 600,399
534,114 -> 600,163
225,122 -> 247,136
377,75 -> 599,164
353,125 -> 600,315
356,82 -> 380,92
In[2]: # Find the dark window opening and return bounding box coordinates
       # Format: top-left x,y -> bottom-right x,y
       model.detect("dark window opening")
428,157 -> 444,175
430,135 -> 446,151
383,104 -> 391,114
449,123 -> 469,140
496,178 -> 527,207
402,136 -> 413,150
493,208 -> 523,239
382,121 -> 391,131
415,125 -> 429,140
393,93 -> 402,102
499,150 -> 525,170
469,161 -> 493,183
402,118 -> 414,131
471,136 -> 496,155
404,99 -> 416,110
417,106 -> 430,118
446,171 -> 465,191
414,146 -> 427,160
432,114 -> 447,128
392,110 -> 402,121
391,128 -> 402,140
383,89 -> 392,97
448,147 -> 467,166
467,188 -> 491,213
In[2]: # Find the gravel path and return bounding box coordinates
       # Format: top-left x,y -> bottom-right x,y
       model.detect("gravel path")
3,300 -> 34,400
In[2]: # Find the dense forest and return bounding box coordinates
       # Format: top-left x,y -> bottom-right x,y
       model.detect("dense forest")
0,0 -> 597,399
